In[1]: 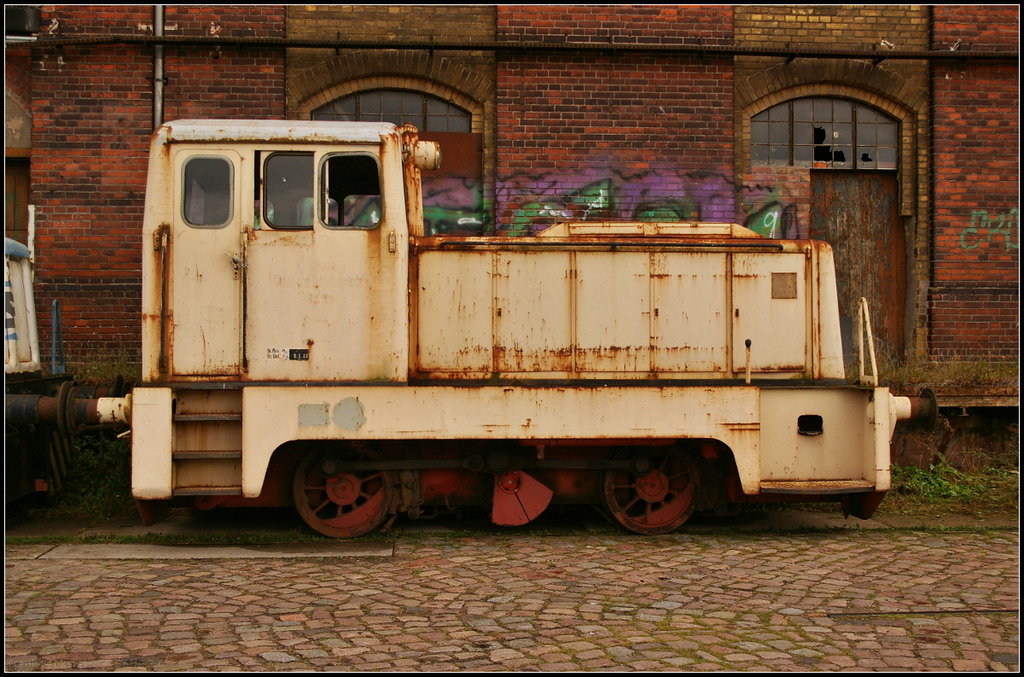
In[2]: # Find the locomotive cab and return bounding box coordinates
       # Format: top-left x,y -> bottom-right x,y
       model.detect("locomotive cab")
142,120 -> 438,383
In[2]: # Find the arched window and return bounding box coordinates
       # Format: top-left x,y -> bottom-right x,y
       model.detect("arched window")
313,89 -> 485,235
313,90 -> 471,133
751,97 -> 897,170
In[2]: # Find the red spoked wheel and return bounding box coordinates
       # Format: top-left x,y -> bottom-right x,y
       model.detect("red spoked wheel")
292,448 -> 396,538
602,448 -> 700,535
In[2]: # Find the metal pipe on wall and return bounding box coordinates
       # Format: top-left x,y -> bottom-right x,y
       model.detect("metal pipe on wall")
153,5 -> 164,129
23,33 -> 1018,62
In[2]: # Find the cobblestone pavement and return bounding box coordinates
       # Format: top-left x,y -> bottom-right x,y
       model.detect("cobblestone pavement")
5,527 -> 1019,672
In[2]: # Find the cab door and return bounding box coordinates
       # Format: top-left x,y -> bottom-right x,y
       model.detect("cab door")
242,146 -> 409,382
168,149 -> 244,377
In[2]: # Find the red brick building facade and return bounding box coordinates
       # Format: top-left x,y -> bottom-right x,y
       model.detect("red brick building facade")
5,5 -> 1018,378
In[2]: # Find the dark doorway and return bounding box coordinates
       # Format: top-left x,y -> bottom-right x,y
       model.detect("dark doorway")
5,158 -> 30,244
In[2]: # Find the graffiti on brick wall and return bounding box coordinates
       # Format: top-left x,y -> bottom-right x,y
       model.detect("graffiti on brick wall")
422,177 -> 488,235
496,169 -> 738,236
741,180 -> 804,239
960,208 -> 1019,250
421,170 -> 803,238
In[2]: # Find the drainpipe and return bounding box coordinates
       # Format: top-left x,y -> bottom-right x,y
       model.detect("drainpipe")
153,5 -> 165,129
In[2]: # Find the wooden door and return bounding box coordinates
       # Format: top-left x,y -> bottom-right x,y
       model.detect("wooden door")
810,171 -> 905,363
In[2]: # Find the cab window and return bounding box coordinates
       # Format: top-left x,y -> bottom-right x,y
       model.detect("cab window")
263,152 -> 314,229
183,156 -> 232,227
321,154 -> 382,229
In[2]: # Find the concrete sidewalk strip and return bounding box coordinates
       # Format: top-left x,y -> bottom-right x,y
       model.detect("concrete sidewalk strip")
15,541 -> 393,560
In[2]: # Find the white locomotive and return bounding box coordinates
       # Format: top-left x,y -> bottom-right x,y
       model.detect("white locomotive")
125,120 -> 931,536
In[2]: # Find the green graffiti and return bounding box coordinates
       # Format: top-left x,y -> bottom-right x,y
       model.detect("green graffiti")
507,179 -> 614,235
496,169 -> 797,237
565,179 -> 613,215
634,198 -> 699,222
423,206 -> 485,235
961,208 -> 1020,250
745,203 -> 783,237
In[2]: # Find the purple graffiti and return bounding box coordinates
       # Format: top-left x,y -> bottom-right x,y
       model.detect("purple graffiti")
420,166 -> 799,238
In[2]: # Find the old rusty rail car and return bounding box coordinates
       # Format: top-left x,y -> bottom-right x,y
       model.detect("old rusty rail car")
121,119 -> 932,537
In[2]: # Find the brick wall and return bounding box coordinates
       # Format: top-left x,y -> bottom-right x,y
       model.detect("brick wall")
930,6 -> 1019,359
161,6 -> 285,122
17,5 -> 1019,368
495,6 -> 734,232
734,4 -> 929,51
28,6 -> 285,368
284,4 -> 495,117
285,4 -> 495,78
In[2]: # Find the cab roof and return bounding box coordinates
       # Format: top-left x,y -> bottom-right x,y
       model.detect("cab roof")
153,119 -> 400,146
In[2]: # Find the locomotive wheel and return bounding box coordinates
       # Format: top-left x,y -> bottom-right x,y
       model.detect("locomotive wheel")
292,448 -> 396,538
602,448 -> 699,535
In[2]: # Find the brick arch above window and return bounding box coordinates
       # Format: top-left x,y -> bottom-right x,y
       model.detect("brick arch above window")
298,76 -> 484,133
287,50 -> 493,127
742,85 -> 915,131
735,59 -> 928,115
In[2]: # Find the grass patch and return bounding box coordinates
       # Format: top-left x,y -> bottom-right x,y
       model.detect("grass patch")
59,354 -> 140,387
878,461 -> 1019,519
878,356 -> 1018,390
40,431 -> 136,521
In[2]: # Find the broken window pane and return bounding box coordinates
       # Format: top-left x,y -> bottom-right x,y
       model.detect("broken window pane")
751,97 -> 897,171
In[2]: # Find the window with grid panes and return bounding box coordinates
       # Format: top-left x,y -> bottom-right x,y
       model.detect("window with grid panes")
751,97 -> 897,170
